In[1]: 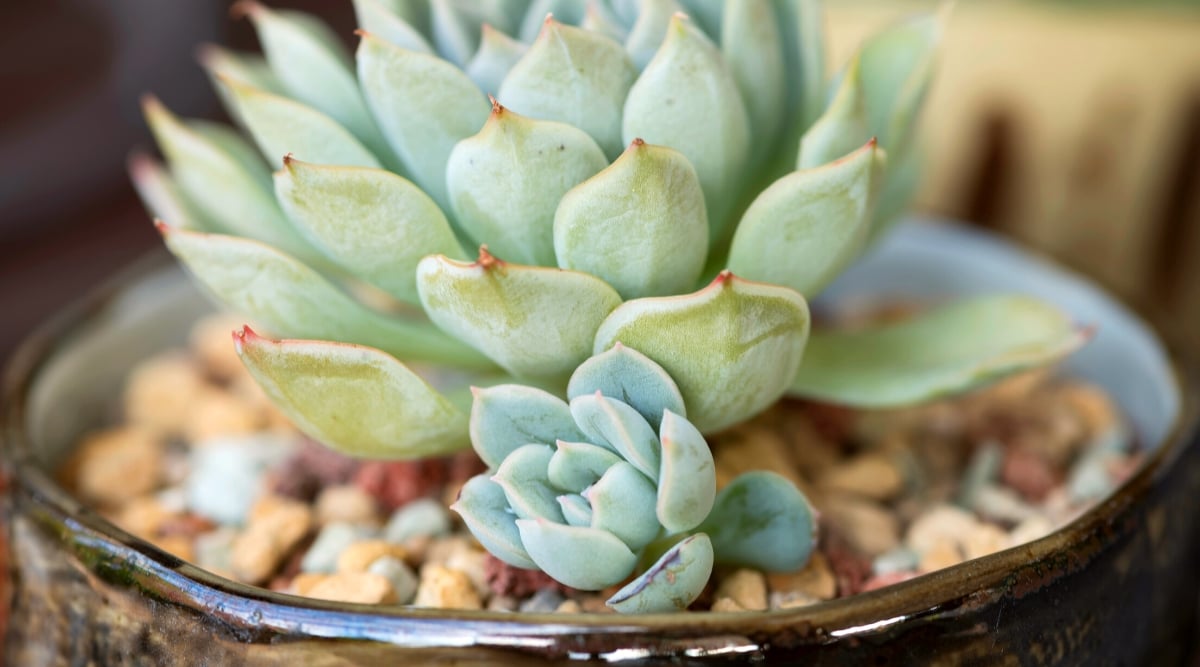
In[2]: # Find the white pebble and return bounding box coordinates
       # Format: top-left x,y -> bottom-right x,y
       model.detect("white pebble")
302,522 -> 377,574
185,435 -> 295,525
872,547 -> 920,576
905,504 -> 978,554
383,498 -> 452,544
367,556 -> 419,604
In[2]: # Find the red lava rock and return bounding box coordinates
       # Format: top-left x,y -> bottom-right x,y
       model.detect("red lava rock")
268,439 -> 362,501
860,571 -> 920,592
820,526 -> 872,597
354,459 -> 448,512
449,450 -> 488,485
799,401 -> 856,443
157,514 -> 217,538
484,554 -> 573,598
1001,447 -> 1058,502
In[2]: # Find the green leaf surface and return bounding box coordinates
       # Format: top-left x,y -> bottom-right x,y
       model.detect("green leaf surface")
624,0 -> 681,71
274,159 -> 464,304
858,10 -> 942,157
791,295 -> 1088,407
566,344 -> 685,431
417,252 -> 622,384
493,443 -> 565,522
569,393 -> 661,481
500,18 -> 637,159
722,0 -> 786,163
557,493 -> 594,527
452,474 -> 537,568
547,441 -> 623,493
446,103 -> 608,266
797,55 -> 868,170
162,227 -> 490,368
198,45 -> 287,129
554,139 -> 708,300
772,0 -> 826,169
235,328 -> 469,458
465,24 -> 528,94
128,153 -> 210,232
587,461 -> 661,551
352,0 -> 435,53
594,273 -> 810,432
606,533 -> 713,613
656,409 -> 715,533
728,140 -> 884,296
698,471 -> 816,572
516,519 -> 638,590
469,384 -> 586,468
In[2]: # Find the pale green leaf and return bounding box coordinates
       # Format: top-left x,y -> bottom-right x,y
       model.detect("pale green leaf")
493,444 -> 565,522
566,344 -> 685,431
516,519 -> 638,590
772,0 -> 826,169
446,103 -> 607,266
624,0 -> 680,71
357,32 -> 490,213
198,45 -> 287,129
656,409 -> 715,533
580,1 -> 628,42
676,0 -> 723,38
554,139 -> 707,299
162,227 -> 491,368
698,471 -> 816,572
235,328 -> 469,458
500,18 -> 637,159
606,533 -> 713,613
452,474 -> 537,568
429,0 -> 479,66
470,384 -> 586,468
728,140 -> 884,296
274,158 -> 464,304
569,393 -> 661,480
623,14 -> 751,244
547,441 -> 622,493
465,24 -> 528,94
587,461 -> 661,551
519,0 -> 586,41
352,0 -> 434,53
722,0 -> 786,163
797,55 -> 868,169
790,295 -> 1088,407
558,493 -> 594,527
417,252 -> 622,383
128,153 -> 210,232
594,272 -> 811,432
858,10 -> 943,157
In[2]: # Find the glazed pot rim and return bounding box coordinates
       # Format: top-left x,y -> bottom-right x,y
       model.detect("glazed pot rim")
2,234 -> 1198,651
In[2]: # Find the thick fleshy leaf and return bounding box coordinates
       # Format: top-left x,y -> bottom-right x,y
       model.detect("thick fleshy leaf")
624,0 -> 680,71
274,158 -> 464,304
162,227 -> 490,367
235,328 -> 468,458
446,102 -> 608,265
858,10 -> 942,157
797,56 -> 868,170
772,0 -> 826,167
790,295 -> 1089,407
128,153 -> 209,232
594,272 -> 811,432
871,143 -> 922,239
587,461 -> 661,551
623,14 -> 751,243
429,0 -> 479,66
728,140 -> 884,296
416,251 -> 622,383
553,139 -> 707,300
239,2 -> 394,161
465,25 -> 527,94
518,0 -> 586,41
470,384 -> 585,468
570,392 -> 660,480
217,78 -> 381,169
566,344 -> 685,431
516,519 -> 638,590
197,45 -> 286,129
655,409 -> 715,533
452,474 -> 537,568
722,0 -> 786,162
676,0 -> 723,38
357,32 -> 490,213
548,441 -> 622,493
493,444 -> 565,522
557,493 -> 594,527
352,0 -> 434,53
606,533 -> 713,613
581,1 -> 628,42
698,471 -> 816,572
500,18 -> 637,160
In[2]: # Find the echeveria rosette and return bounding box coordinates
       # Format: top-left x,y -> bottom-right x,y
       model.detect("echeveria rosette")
130,0 -> 1090,460
452,345 -> 816,613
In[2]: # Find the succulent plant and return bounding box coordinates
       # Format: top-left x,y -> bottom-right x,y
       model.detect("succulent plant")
133,0 -> 1087,462
453,344 -> 815,612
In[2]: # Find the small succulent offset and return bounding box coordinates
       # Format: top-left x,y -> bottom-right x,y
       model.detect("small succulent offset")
453,345 -> 815,612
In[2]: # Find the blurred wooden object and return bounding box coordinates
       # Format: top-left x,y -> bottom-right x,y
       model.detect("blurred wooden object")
829,1 -> 1200,344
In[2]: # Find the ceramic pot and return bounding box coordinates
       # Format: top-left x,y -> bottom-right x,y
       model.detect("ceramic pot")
3,220 -> 1197,665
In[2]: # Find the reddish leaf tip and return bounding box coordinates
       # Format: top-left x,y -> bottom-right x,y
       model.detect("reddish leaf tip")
488,94 -> 505,117
714,269 -> 734,285
353,28 -> 369,39
153,220 -> 170,235
476,245 -> 503,270
630,137 -> 646,149
867,136 -> 879,148
282,152 -> 296,166
229,0 -> 261,21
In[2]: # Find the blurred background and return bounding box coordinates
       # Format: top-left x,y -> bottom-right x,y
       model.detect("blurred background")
1,0 -> 1198,359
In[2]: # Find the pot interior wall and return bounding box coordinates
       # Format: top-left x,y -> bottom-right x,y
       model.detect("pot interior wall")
23,219 -> 1181,471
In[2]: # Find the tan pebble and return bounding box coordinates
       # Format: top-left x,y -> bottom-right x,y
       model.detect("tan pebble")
555,600 -> 582,614
710,597 -> 746,613
249,496 -> 313,551
337,540 -> 409,573
305,572 -> 397,605
291,573 -> 328,596
487,595 -> 518,612
123,355 -> 206,437
979,368 -> 1049,404
1055,382 -> 1119,436
905,504 -> 978,554
315,485 -> 379,526
113,495 -> 174,537
189,313 -> 249,381
184,388 -> 263,442
445,547 -> 489,597
74,427 -> 164,506
579,596 -> 616,614
775,411 -> 841,476
919,538 -> 964,573
149,535 -> 195,562
819,494 -> 900,557
230,530 -> 286,584
401,534 -> 433,567
714,569 -> 768,611
423,535 -> 475,566
770,591 -> 820,610
1008,515 -> 1055,547
712,425 -> 804,491
414,565 -> 482,609
962,523 -> 1009,560
767,552 -> 836,601
819,453 -> 904,500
